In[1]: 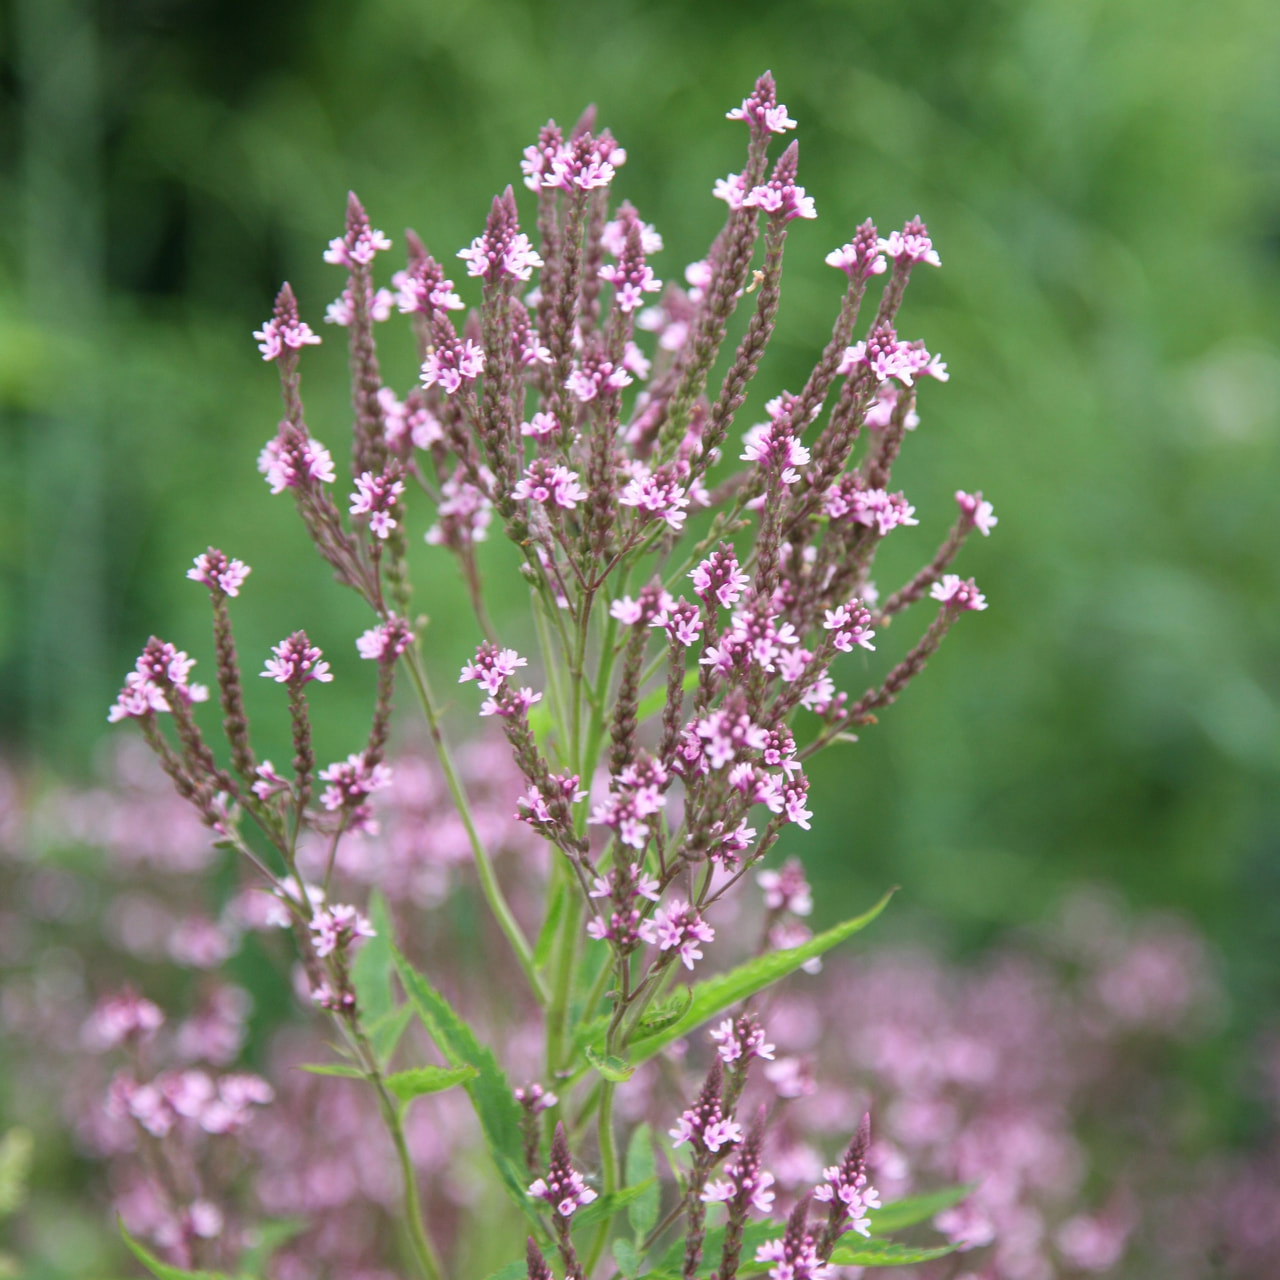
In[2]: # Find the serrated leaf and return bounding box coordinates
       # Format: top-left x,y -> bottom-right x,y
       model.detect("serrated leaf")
613,1238 -> 642,1278
298,1063 -> 366,1080
236,1218 -> 306,1277
351,891 -> 396,1035
868,1185 -> 973,1236
571,1181 -> 656,1235
365,1003 -> 414,1064
585,1046 -> 635,1082
828,1239 -> 957,1267
625,1125 -> 659,1243
384,1065 -> 478,1104
392,948 -> 542,1233
120,1224 -> 230,1280
534,879 -> 567,972
628,891 -> 895,1064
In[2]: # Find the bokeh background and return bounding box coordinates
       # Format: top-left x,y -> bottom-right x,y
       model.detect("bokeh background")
2,0 -> 1280,1272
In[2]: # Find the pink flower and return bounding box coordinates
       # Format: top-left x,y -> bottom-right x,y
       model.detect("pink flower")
318,754 -> 393,819
258,430 -> 336,494
309,903 -> 376,958
521,411 -> 560,439
726,73 -> 797,136
82,989 -> 164,1050
458,191 -> 544,282
530,1126 -> 598,1218
743,143 -> 817,222
878,216 -> 941,268
758,858 -> 813,915
839,322 -> 916,385
512,461 -> 588,510
187,549 -> 250,597
566,352 -> 632,402
323,195 -> 392,268
356,615 -> 414,662
823,601 -> 877,652
930,575 -> 988,611
653,899 -> 715,970
426,470 -> 493,548
253,315 -> 321,361
324,285 -> 394,326
261,633 -> 333,685
421,330 -> 486,395
825,220 -> 887,280
602,204 -> 663,257
619,466 -> 690,530
691,545 -> 749,609
541,130 -> 622,192
393,241 -> 463,315
710,1014 -> 777,1066
459,643 -> 528,696
652,598 -> 703,647
956,490 -> 997,536
713,171 -> 749,210
109,640 -> 209,722
349,468 -> 406,539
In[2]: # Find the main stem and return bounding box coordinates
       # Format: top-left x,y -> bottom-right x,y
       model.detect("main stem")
401,645 -> 548,1006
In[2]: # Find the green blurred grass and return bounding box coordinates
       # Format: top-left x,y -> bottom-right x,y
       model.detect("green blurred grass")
3,0 -> 1279,1007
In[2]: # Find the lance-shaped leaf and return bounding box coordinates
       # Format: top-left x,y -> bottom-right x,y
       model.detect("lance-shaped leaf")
627,891 -> 894,1063
828,1239 -> 958,1267
120,1224 -> 230,1280
392,948 -> 542,1232
867,1185 -> 973,1235
384,1064 -> 478,1104
570,1180 -> 657,1233
625,1124 -> 659,1242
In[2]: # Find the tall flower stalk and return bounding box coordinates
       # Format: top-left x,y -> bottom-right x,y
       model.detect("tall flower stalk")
108,72 -> 995,1280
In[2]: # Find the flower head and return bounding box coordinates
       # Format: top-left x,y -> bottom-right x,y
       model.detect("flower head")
529,1124 -> 598,1219
930,575 -> 988,612
653,898 -> 715,971
187,549 -> 250,598
309,903 -> 376,958
253,283 -> 322,361
956,490 -> 998,536
349,466 -> 406,539
726,71 -> 797,136
421,315 -> 486,394
262,632 -> 333,686
356,615 -> 414,662
825,221 -> 886,280
323,192 -> 392,268
879,216 -> 941,269
512,460 -> 588,510
458,187 -> 544,282
258,425 -> 336,494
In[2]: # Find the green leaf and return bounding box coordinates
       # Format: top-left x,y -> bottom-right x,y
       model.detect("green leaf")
298,1063 -> 366,1080
613,1238 -> 642,1278
867,1185 -> 973,1236
571,1181 -> 656,1234
392,948 -> 541,1232
636,986 -> 692,1037
628,891 -> 895,1063
236,1219 -> 306,1277
384,1065 -> 478,1104
119,1224 -> 230,1280
828,1240 -> 957,1267
585,1045 -> 635,1082
0,1129 -> 33,1218
351,890 -> 396,1033
481,1261 -> 528,1280
625,1124 -> 659,1243
571,1013 -> 612,1057
534,879 -> 567,972
365,1003 -> 414,1064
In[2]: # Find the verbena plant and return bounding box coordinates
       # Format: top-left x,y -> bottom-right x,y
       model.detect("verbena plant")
107,71 -> 995,1280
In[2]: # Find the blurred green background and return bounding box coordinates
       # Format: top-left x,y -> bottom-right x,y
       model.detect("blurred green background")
3,0 -> 1279,1054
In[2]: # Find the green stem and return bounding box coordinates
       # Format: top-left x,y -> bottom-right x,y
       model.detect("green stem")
546,887 -> 583,1077
583,1081 -> 618,1273
402,646 -> 548,1006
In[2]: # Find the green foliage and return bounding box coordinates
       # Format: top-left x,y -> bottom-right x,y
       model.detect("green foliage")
0,1129 -> 32,1219
119,1224 -> 230,1280
866,1186 -> 973,1235
627,890 -> 895,1063
827,1240 -> 958,1268
570,1182 -> 656,1233
384,1065 -> 479,1104
392,947 -> 542,1232
624,1125 -> 660,1243
585,1046 -> 636,1082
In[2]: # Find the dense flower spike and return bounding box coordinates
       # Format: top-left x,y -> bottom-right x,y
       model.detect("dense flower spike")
458,187 -> 544,282
931,574 -> 988,611
349,467 -> 406,539
420,315 -> 486,393
258,429 -> 336,494
356,615 -> 414,662
308,903 -> 375,958
814,1114 -> 881,1244
880,216 -> 941,268
529,1124 -> 598,1218
109,640 -> 210,722
956,489 -> 998,536
261,633 -> 332,686
825,221 -> 886,280
323,197 -> 392,268
726,71 -> 797,136
253,284 -> 321,361
187,550 -> 250,598
756,1201 -> 828,1280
